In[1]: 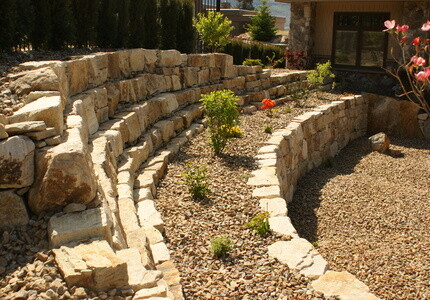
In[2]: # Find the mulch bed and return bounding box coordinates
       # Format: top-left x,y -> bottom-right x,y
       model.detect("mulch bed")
289,136 -> 430,300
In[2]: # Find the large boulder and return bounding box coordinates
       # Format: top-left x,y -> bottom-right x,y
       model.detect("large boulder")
0,136 -> 35,188
369,132 -> 390,153
8,67 -> 60,96
28,117 -> 97,214
0,191 -> 29,227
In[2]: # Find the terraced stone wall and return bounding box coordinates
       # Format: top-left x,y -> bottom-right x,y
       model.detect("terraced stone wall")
0,48 -> 308,298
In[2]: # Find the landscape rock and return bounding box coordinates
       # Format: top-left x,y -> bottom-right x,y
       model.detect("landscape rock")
53,239 -> 128,291
9,67 -> 60,96
62,203 -> 87,213
369,132 -> 390,153
0,191 -> 29,227
0,124 -> 8,139
0,135 -> 35,188
5,121 -> 46,134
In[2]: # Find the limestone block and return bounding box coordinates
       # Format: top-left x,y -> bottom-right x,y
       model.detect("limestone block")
150,242 -> 171,265
142,225 -> 164,245
259,198 -> 287,217
133,76 -> 149,101
130,48 -> 146,72
268,217 -> 298,237
28,124 -> 97,214
65,59 -> 89,96
252,185 -> 281,199
86,53 -> 108,87
126,228 -> 156,269
301,252 -> 329,280
156,261 -> 181,286
0,191 -> 29,227
137,200 -> 164,233
158,50 -> 181,67
150,93 -> 179,116
140,74 -> 167,97
100,118 -> 129,144
25,127 -> 57,141
198,68 -> 210,85
117,80 -> 131,103
118,50 -> 132,78
53,239 -> 128,291
144,161 -> 167,181
134,188 -> 154,202
143,49 -> 159,72
105,83 -> 121,117
0,136 -> 35,188
45,135 -> 62,146
209,68 -> 221,83
181,67 -> 199,87
312,271 -> 379,300
170,75 -> 182,91
126,104 -> 149,133
0,124 -> 8,139
369,132 -> 390,153
9,67 -> 60,96
117,248 -> 162,290
134,286 -> 168,299
177,104 -> 202,128
188,54 -> 216,68
118,197 -> 140,235
247,167 -> 279,187
71,94 -> 98,135
8,96 -> 63,135
5,121 -> 46,135
113,111 -> 141,143
154,120 -> 175,143
48,206 -> 113,248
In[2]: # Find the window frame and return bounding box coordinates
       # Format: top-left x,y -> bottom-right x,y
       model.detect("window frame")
331,12 -> 390,69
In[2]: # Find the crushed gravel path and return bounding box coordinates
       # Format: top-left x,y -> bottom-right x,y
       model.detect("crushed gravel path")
155,93 -> 340,300
289,137 -> 430,300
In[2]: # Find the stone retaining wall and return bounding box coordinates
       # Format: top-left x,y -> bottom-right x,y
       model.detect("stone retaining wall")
247,95 -> 382,299
0,49 -> 308,299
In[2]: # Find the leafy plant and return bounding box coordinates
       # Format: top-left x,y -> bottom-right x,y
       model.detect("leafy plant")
284,108 -> 292,114
226,125 -> 243,138
307,61 -> 335,90
193,11 -> 233,52
246,0 -> 276,42
223,38 -> 284,65
243,58 -> 264,67
210,235 -> 234,258
285,50 -> 307,70
182,162 -> 211,200
266,52 -> 285,68
246,212 -> 270,236
263,125 -> 272,134
199,90 -> 240,155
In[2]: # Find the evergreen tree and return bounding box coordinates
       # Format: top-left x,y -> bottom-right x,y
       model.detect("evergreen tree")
50,0 -> 76,49
176,0 -> 195,53
97,0 -> 118,48
237,0 -> 253,10
129,0 -> 145,48
31,0 -> 52,49
115,0 -> 130,48
72,0 -> 100,47
142,0 -> 159,49
160,0 -> 178,50
16,0 -> 35,49
0,0 -> 17,51
247,0 -> 276,42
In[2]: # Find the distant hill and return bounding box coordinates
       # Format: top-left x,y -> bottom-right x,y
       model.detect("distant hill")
223,0 -> 291,29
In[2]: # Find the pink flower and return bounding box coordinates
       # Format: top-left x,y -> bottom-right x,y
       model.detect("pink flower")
383,20 -> 396,31
396,25 -> 409,33
422,21 -> 430,31
415,69 -> 430,82
413,37 -> 421,46
411,56 -> 426,66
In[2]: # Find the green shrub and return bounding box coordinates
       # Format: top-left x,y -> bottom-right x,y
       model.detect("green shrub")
199,90 -> 240,155
142,0 -> 159,49
176,0 -> 195,53
210,235 -> 234,258
243,58 -> 264,67
16,0 -> 34,49
50,0 -> 76,49
246,212 -> 270,236
307,61 -> 335,90
223,38 -> 283,66
193,11 -> 233,53
181,162 -> 211,200
246,0 -> 276,42
31,0 -> 52,49
263,125 -> 272,134
160,0 -> 178,50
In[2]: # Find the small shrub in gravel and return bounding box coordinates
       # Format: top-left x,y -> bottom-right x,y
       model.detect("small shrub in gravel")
182,162 -> 211,200
225,125 -> 243,138
210,235 -> 234,258
246,212 -> 270,236
200,89 -> 240,155
263,125 -> 273,134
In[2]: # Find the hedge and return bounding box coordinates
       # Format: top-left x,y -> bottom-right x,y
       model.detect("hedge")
0,0 -> 195,52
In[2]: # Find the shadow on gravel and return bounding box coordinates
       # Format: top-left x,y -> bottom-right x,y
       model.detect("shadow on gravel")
217,153 -> 256,170
288,137 -> 371,243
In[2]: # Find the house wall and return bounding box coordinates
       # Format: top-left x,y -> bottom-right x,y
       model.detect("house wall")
313,1 -> 404,58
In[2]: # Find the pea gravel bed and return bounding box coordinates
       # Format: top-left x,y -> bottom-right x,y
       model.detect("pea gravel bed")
154,93 -> 341,300
289,137 -> 430,300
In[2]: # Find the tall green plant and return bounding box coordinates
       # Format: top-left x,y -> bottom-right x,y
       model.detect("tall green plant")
71,0 -> 100,47
50,0 -> 76,49
307,61 -> 335,90
193,11 -> 233,53
31,0 -> 52,49
129,0 -> 145,48
247,0 -> 276,42
116,0 -> 130,48
0,0 -> 17,51
200,90 -> 240,155
160,0 -> 178,49
16,0 -> 34,49
97,0 -> 118,48
143,0 -> 159,49
176,0 -> 195,53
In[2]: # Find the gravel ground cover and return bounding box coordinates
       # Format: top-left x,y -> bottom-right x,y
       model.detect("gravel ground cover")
289,137 -> 430,300
155,93 -> 340,300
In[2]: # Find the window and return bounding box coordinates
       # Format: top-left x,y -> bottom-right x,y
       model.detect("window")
332,12 -> 389,68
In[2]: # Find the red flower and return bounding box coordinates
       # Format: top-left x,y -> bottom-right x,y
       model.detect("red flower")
413,37 -> 421,46
411,56 -> 426,67
401,36 -> 407,44
396,25 -> 409,33
261,98 -> 275,110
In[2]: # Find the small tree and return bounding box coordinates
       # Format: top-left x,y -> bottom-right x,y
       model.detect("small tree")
237,0 -> 253,10
247,0 -> 277,42
193,11 -> 234,53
